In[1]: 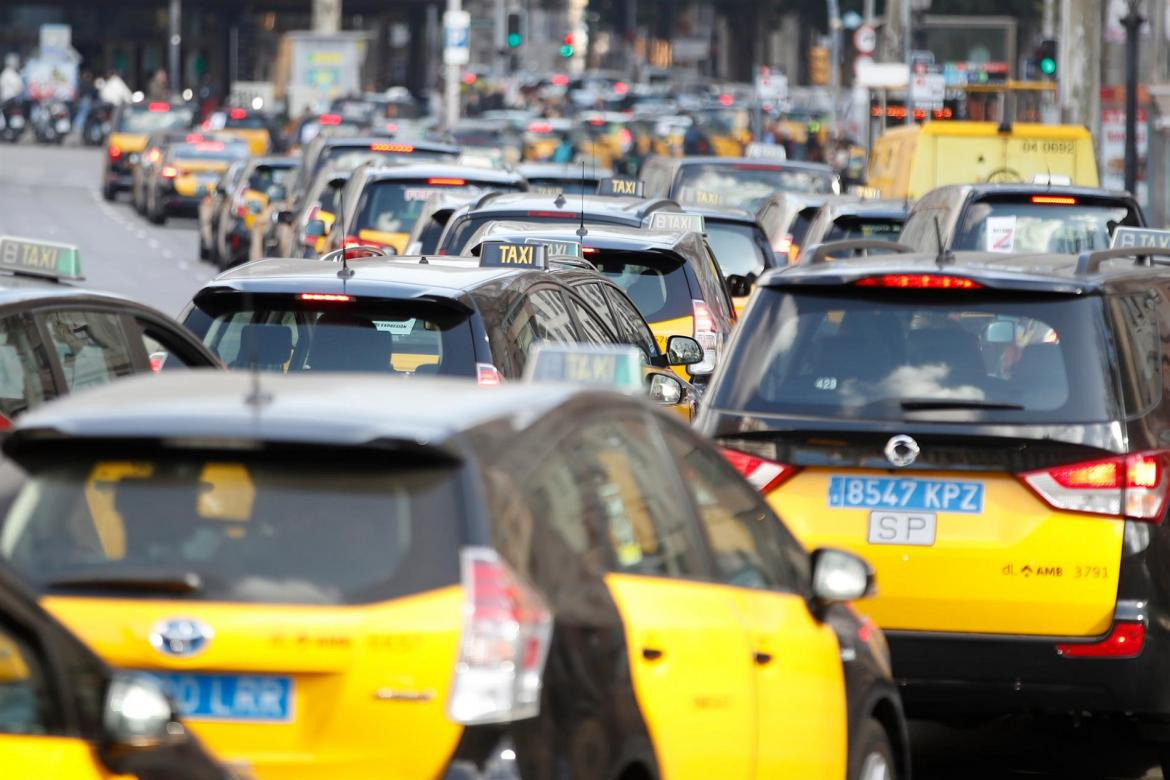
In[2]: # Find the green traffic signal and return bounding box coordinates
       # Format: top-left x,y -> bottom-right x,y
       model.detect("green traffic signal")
560,44 -> 574,57
1040,57 -> 1056,76
507,32 -> 522,47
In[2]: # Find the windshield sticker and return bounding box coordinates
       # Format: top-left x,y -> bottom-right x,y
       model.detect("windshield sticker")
404,188 -> 442,202
376,319 -> 417,335
986,216 -> 1017,253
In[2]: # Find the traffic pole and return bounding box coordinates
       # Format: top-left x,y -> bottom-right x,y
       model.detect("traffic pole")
168,0 -> 181,99
1123,0 -> 1143,194
445,0 -> 462,129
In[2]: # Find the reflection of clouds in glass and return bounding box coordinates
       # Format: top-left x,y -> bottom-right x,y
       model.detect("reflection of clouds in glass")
738,295 -> 800,400
876,364 -> 985,401
232,578 -> 341,604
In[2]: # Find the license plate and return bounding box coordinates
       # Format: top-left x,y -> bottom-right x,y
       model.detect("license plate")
828,475 -> 984,513
144,672 -> 294,722
867,510 -> 936,546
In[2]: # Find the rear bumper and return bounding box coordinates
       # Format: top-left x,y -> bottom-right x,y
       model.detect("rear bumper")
891,611 -> 1170,718
162,194 -> 203,213
105,169 -> 133,190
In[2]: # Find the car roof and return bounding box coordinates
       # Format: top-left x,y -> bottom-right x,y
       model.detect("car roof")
658,155 -> 836,174
466,192 -> 678,219
477,221 -> 693,251
4,373 -> 630,457
0,277 -> 148,306
518,162 -> 615,179
358,162 -> 525,185
681,204 -> 757,223
821,198 -> 908,219
248,156 -> 299,169
318,136 -> 461,155
924,183 -> 1136,202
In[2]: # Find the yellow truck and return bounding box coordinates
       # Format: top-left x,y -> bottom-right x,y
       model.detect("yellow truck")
867,121 -> 1098,200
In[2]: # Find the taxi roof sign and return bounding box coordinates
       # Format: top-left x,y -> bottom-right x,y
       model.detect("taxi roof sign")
596,178 -> 644,198
479,241 -> 548,269
525,237 -> 582,258
0,236 -> 82,281
648,212 -> 706,234
524,344 -> 644,392
1110,227 -> 1170,250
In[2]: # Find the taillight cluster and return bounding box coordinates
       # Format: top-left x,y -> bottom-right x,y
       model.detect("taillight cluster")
1020,450 -> 1170,523
719,447 -> 799,493
690,299 -> 720,375
476,364 -> 503,386
448,548 -> 552,725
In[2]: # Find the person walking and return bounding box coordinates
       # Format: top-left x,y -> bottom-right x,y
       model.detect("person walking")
0,55 -> 24,104
146,68 -> 168,101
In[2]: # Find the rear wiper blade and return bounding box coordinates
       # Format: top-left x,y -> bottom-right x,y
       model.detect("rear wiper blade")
45,569 -> 203,594
900,398 -> 1025,412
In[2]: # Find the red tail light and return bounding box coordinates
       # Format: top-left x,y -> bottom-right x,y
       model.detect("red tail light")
229,107 -> 247,120
160,165 -> 179,179
690,299 -> 720,374
448,547 -> 552,725
147,102 -> 170,112
1031,195 -> 1078,205
234,202 -> 248,218
319,114 -> 342,126
185,133 -> 204,143
370,143 -> 415,153
108,146 -> 122,159
1020,450 -> 1170,523
1057,621 -> 1145,658
528,210 -> 576,219
477,363 -> 503,386
299,293 -> 352,302
427,177 -> 466,186
854,274 -> 982,290
719,447 -> 800,493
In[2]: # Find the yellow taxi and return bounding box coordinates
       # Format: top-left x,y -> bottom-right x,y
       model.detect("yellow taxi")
144,138 -> 250,225
102,101 -> 195,201
203,107 -> 273,156
521,118 -> 572,161
0,370 -> 908,780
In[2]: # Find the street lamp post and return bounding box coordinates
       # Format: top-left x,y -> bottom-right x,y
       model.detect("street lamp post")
1122,0 -> 1144,194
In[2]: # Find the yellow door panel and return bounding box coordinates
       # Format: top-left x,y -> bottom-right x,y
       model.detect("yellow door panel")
769,469 -> 1123,636
43,587 -> 465,780
728,590 -> 847,779
649,315 -> 694,382
605,573 -> 755,780
0,734 -> 121,779
356,229 -> 409,253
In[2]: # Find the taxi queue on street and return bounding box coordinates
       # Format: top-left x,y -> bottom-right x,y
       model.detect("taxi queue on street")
3,91 -> 1170,779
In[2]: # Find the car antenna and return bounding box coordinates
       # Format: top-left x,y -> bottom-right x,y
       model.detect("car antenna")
243,293 -> 273,410
336,178 -> 354,280
934,214 -> 954,267
577,160 -> 588,239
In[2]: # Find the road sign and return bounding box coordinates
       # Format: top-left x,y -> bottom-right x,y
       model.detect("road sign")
755,66 -> 788,101
853,24 -> 877,55
443,10 -> 470,66
853,54 -> 874,78
910,72 -> 945,110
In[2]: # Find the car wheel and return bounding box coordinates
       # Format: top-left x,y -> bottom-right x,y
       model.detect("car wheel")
199,233 -> 210,259
849,719 -> 896,780
101,181 -> 115,202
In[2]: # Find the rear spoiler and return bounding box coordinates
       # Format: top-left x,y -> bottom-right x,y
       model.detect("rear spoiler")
799,239 -> 915,266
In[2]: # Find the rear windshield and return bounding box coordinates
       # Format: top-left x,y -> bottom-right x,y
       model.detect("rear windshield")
950,199 -> 1139,253
1,459 -> 462,606
526,178 -> 601,195
354,181 -> 513,235
183,295 -> 477,378
709,289 -> 1117,424
674,164 -> 835,210
117,106 -> 194,134
825,216 -> 905,243
706,221 -> 772,277
247,165 -> 295,193
588,250 -> 693,322
168,142 -> 249,163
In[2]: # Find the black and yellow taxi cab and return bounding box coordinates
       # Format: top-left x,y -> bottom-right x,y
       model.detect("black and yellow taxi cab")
520,117 -> 573,161
177,244 -> 702,404
276,165 -> 354,259
898,182 -> 1146,254
434,191 -> 686,256
695,234 -> 1170,772
517,162 -> 614,194
458,219 -> 736,386
639,155 -> 839,214
0,558 -> 230,780
0,368 -> 907,780
799,199 -> 909,259
132,129 -> 213,215
214,156 -> 299,269
102,100 -> 195,201
200,161 -> 249,266
202,107 -> 274,156
323,163 -> 526,256
144,138 -> 251,226
279,112 -> 364,155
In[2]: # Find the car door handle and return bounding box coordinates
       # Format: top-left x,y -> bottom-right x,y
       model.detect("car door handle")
753,651 -> 773,665
641,647 -> 664,661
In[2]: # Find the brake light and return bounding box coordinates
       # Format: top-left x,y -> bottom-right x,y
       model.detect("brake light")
160,165 -> 179,179
734,163 -> 780,171
108,146 -> 122,159
477,363 -> 503,386
145,148 -> 162,164
1057,621 -> 1145,659
428,177 -> 466,186
528,210 -> 576,218
1031,195 -> 1078,205
854,274 -> 983,290
299,293 -> 352,302
319,113 -> 342,126
185,133 -> 204,143
147,102 -> 170,112
582,246 -> 598,254
551,74 -> 570,86
719,447 -> 800,493
448,547 -> 552,725
229,108 -> 247,120
528,121 -> 553,134
371,143 -> 414,153
1020,450 -> 1170,523
690,299 -> 720,375
719,93 -> 734,106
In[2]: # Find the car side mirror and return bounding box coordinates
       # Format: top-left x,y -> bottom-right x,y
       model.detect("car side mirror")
647,371 -> 685,405
276,209 -> 295,225
102,674 -> 178,753
266,183 -> 287,201
304,218 -> 326,237
810,548 -> 875,608
665,335 -> 703,367
725,273 -> 755,298
984,320 -> 1016,344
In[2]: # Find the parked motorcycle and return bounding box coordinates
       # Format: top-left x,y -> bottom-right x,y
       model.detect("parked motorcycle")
0,99 -> 27,143
82,101 -> 113,146
30,100 -> 71,144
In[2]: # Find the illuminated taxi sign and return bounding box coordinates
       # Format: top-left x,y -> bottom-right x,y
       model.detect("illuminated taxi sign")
649,212 -> 706,234
0,236 -> 82,281
596,178 -> 644,197
479,241 -> 548,268
525,238 -> 582,258
1110,227 -> 1170,250
524,344 -> 644,392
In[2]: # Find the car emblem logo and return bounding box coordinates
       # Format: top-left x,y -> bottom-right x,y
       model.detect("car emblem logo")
150,618 -> 213,658
884,435 -> 920,468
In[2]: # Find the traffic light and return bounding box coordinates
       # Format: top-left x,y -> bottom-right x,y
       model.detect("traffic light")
1038,38 -> 1057,78
506,12 -> 523,48
560,33 -> 575,58
809,46 -> 830,86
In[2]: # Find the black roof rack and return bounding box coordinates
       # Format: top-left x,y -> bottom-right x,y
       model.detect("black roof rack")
801,239 -> 915,266
1076,246 -> 1170,275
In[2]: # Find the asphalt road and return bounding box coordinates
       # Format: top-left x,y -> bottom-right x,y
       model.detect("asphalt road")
0,143 -> 1165,780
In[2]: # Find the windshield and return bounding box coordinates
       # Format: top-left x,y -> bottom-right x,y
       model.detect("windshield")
950,200 -> 1137,253
168,142 -> 249,163
706,221 -> 771,277
247,165 -> 295,193
588,250 -> 693,322
117,106 -> 194,134
2,459 -> 461,606
709,289 -> 1116,424
184,296 -> 477,377
674,164 -> 834,209
825,216 -> 905,243
353,182 -> 503,235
